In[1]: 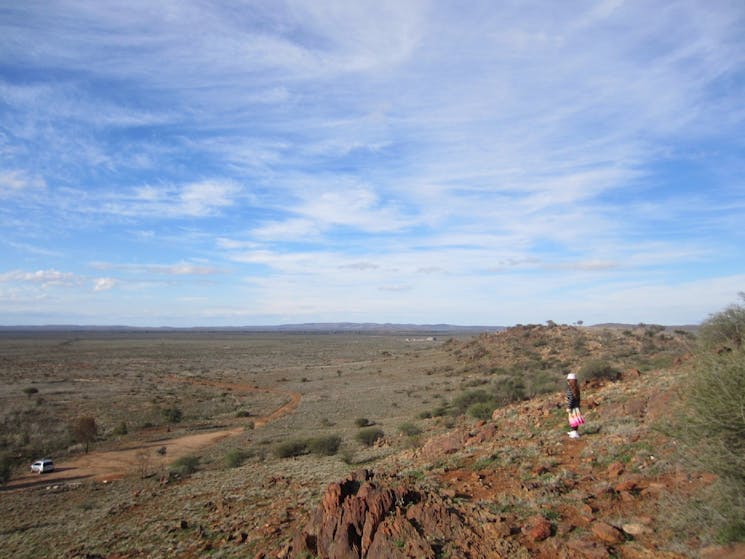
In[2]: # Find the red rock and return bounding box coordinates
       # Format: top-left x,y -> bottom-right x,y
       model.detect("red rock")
607,461 -> 625,477
622,522 -> 651,536
619,490 -> 635,502
623,399 -> 647,417
420,431 -> 466,459
615,474 -> 644,492
623,368 -> 642,379
523,515 -> 553,542
288,469 -> 496,559
591,521 -> 625,544
700,543 -> 745,559
579,503 -> 596,519
566,537 -> 611,559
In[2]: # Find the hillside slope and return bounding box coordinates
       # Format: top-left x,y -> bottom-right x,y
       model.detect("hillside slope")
266,327 -> 742,559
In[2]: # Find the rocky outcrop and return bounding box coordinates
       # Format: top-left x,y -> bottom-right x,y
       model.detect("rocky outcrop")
283,469 -> 515,559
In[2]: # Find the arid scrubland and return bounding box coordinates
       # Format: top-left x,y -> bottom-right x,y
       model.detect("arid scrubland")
2,322 -> 740,558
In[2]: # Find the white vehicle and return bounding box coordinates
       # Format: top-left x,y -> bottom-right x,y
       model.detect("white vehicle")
30,459 -> 54,473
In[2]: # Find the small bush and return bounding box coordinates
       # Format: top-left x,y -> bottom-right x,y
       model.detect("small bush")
340,448 -> 356,465
467,402 -> 494,421
356,427 -> 384,447
668,296 -> 745,544
112,421 -> 128,436
698,293 -> 745,351
354,417 -> 373,427
161,407 -> 183,423
274,439 -> 308,458
493,377 -> 527,406
170,455 -> 200,476
578,360 -> 619,381
225,448 -> 251,468
307,435 -> 342,456
431,405 -> 448,417
451,389 -> 493,416
398,422 -> 422,437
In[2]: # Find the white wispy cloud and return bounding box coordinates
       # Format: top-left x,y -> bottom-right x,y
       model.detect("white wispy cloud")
97,180 -> 243,218
1,1 -> 744,325
91,261 -> 223,276
93,277 -> 117,292
0,169 -> 46,196
0,269 -> 78,288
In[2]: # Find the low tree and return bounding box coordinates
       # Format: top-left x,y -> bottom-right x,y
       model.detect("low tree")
71,416 -> 98,453
0,454 -> 13,486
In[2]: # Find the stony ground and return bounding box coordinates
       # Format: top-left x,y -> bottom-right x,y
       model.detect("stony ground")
3,326 -> 740,558
270,365 -> 710,558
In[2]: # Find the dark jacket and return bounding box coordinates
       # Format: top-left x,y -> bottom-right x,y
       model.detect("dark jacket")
566,386 -> 581,409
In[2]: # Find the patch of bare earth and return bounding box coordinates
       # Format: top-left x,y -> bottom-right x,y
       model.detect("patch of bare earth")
6,376 -> 301,490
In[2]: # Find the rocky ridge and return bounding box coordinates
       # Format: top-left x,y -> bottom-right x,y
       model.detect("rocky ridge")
269,359 -> 740,558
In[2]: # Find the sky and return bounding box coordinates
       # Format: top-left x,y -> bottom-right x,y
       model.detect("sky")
1,0 -> 744,327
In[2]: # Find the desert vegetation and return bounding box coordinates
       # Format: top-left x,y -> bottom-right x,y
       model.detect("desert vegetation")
664,294 -> 745,543
1,318 -> 742,557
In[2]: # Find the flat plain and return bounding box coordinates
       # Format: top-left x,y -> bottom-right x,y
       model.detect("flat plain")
0,330 -> 469,557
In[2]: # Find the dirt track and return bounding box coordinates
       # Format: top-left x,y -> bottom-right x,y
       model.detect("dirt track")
6,377 -> 301,491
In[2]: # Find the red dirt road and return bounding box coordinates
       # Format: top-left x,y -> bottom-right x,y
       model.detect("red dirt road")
6,378 -> 301,491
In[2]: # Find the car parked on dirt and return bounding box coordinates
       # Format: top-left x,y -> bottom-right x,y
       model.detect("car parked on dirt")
31,459 -> 54,473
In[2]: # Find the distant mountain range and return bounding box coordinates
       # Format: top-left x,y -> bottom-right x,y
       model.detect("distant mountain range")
0,323 -> 503,334
0,322 -> 698,334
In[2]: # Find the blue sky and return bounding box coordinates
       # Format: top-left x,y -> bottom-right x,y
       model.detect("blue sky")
1,0 -> 744,327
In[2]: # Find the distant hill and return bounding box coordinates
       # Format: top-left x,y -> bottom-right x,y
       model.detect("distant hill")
0,322 -> 700,335
0,323 -> 503,334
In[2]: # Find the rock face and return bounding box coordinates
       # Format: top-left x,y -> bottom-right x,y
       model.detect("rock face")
285,469 -> 497,559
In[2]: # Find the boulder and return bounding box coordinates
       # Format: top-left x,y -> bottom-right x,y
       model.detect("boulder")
419,431 -> 466,460
522,515 -> 553,542
286,469 -> 504,558
591,521 -> 625,545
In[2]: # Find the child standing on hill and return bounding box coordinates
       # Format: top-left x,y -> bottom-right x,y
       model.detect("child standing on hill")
565,373 -> 584,439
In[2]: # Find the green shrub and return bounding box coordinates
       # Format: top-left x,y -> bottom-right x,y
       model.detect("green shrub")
112,421 -> 128,436
680,349 -> 745,512
467,402 -> 494,420
225,448 -> 250,468
274,439 -> 308,458
493,376 -> 527,405
398,422 -> 422,437
170,455 -> 200,476
161,407 -> 183,423
307,435 -> 342,456
431,404 -> 448,417
578,360 -> 619,381
451,389 -> 493,415
356,427 -> 384,447
670,296 -> 745,543
698,293 -> 745,351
